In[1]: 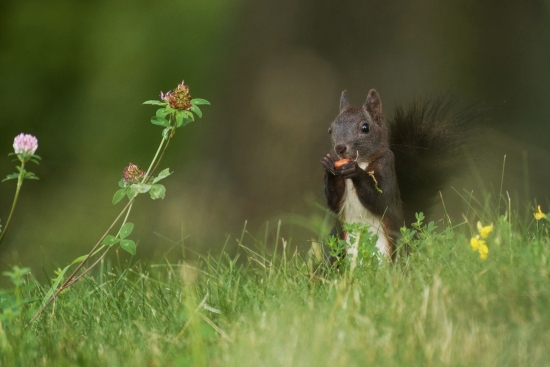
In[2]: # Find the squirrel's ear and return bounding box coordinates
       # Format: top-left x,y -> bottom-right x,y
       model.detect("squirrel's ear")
340,90 -> 350,113
363,89 -> 382,121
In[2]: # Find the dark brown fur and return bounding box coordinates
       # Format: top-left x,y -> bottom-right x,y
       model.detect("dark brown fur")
321,90 -> 403,258
321,90 -> 483,260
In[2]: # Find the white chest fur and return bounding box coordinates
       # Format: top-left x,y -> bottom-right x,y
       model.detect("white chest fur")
339,162 -> 390,258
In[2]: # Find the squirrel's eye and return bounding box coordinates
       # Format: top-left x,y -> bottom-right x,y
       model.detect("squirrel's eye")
361,123 -> 370,133
328,127 -> 332,134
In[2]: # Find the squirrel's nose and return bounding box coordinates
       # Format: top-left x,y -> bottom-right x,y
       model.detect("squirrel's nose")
335,144 -> 347,156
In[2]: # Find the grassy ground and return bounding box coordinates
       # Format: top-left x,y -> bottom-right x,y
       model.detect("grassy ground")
1,206 -> 549,366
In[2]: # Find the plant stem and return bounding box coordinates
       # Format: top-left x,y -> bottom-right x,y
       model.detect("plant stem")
26,126 -> 176,328
148,127 -> 176,180
25,195 -> 137,328
67,201 -> 135,288
65,248 -> 110,287
0,162 -> 25,245
143,137 -> 167,183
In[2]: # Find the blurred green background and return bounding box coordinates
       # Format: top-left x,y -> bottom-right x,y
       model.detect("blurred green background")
1,0 -> 549,276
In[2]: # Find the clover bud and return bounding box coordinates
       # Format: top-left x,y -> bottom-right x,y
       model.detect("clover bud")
160,80 -> 192,110
123,163 -> 145,184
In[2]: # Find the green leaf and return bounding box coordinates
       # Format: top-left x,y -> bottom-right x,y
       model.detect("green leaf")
156,108 -> 170,118
190,104 -> 202,118
191,98 -> 210,106
2,173 -> 19,182
112,189 -> 127,204
184,111 -> 194,121
120,239 -> 136,255
176,110 -> 184,127
149,184 -> 166,200
143,100 -> 166,106
102,235 -> 120,246
153,168 -> 172,183
70,246 -> 105,265
24,172 -> 38,180
131,183 -> 151,193
127,188 -> 137,200
165,107 -> 177,114
71,254 -> 88,265
118,179 -> 125,188
151,116 -> 171,127
119,222 -> 134,239
30,159 -> 40,165
180,119 -> 192,128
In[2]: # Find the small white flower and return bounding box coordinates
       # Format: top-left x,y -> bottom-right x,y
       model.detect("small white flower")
13,133 -> 38,155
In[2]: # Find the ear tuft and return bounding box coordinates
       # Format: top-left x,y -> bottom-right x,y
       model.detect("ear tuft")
363,89 -> 383,120
340,90 -> 350,113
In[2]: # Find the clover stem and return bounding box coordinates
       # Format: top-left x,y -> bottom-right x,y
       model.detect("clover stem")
143,116 -> 176,184
25,195 -> 137,328
65,247 -> 110,288
0,161 -> 26,245
148,127 -> 175,179
143,137 -> 166,184
117,201 -> 134,237
26,121 -> 176,328
68,200 -> 137,287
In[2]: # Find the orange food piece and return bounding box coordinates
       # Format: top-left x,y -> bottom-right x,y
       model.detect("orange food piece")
334,158 -> 351,169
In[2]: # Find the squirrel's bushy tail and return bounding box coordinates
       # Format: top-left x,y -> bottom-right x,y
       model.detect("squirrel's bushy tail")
389,96 -> 485,225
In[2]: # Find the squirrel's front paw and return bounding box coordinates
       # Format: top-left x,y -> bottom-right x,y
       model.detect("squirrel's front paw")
337,161 -> 358,179
322,154 -> 358,178
321,154 -> 337,175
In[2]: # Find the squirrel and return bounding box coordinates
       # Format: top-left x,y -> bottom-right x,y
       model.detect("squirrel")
321,89 -> 481,260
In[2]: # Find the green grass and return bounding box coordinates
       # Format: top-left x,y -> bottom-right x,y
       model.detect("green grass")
1,210 -> 550,367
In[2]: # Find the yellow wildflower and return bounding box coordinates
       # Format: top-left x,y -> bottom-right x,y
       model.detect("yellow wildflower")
479,243 -> 489,260
534,205 -> 546,221
470,235 -> 484,252
470,221 -> 492,260
477,221 -> 493,239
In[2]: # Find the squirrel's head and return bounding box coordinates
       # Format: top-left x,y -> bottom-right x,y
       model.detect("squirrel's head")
328,89 -> 388,162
